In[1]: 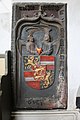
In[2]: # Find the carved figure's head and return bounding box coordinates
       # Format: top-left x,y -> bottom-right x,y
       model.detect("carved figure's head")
27,34 -> 34,42
44,27 -> 51,42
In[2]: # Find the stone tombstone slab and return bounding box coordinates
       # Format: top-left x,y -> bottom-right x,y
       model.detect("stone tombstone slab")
11,3 -> 67,109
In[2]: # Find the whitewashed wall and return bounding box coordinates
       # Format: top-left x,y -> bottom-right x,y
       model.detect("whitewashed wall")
0,0 -> 80,110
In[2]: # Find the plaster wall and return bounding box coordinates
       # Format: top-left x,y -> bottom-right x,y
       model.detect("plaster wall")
0,0 -> 80,110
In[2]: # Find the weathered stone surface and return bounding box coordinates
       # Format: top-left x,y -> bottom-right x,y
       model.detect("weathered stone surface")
11,3 -> 67,109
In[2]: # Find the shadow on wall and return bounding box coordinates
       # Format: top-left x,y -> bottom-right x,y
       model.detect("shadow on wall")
76,86 -> 80,108
0,76 -> 2,120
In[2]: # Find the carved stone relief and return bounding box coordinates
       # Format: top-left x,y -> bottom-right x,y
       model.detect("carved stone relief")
12,3 -> 67,109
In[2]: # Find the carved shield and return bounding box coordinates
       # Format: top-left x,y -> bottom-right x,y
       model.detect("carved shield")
23,55 -> 55,90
